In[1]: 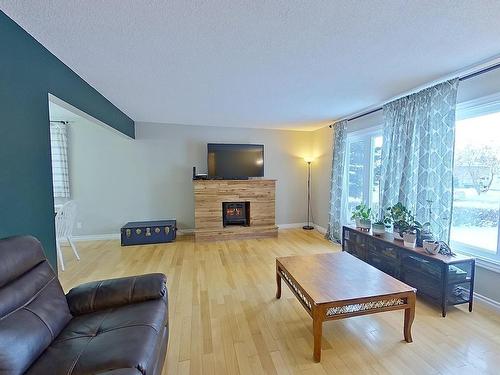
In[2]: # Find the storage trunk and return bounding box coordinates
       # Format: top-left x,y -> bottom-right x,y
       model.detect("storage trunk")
121,220 -> 176,246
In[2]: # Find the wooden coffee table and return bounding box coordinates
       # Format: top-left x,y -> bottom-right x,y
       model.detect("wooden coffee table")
276,252 -> 416,362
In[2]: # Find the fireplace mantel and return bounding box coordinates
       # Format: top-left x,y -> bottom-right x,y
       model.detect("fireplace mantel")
193,179 -> 278,241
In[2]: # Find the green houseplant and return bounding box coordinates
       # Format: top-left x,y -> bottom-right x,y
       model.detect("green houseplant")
386,203 -> 422,245
371,219 -> 386,236
372,208 -> 391,236
398,218 -> 423,247
372,215 -> 391,236
351,203 -> 372,231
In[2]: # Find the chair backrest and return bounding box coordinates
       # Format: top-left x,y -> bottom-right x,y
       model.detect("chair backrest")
0,236 -> 72,375
55,200 -> 77,239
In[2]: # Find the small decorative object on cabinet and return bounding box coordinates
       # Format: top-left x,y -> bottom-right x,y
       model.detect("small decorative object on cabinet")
342,226 -> 475,317
423,239 -> 440,255
121,220 -> 177,246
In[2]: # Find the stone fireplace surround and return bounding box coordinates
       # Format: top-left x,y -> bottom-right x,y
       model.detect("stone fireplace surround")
193,179 -> 278,241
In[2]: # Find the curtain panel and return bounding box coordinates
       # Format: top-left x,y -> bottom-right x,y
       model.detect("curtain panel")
50,123 -> 70,198
380,79 -> 459,241
325,120 -> 347,243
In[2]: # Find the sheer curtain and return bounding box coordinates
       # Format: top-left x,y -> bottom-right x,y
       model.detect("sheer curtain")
380,79 -> 459,241
325,120 -> 347,243
50,123 -> 70,198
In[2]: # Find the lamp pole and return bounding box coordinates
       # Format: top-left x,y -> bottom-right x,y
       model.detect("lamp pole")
303,160 -> 314,230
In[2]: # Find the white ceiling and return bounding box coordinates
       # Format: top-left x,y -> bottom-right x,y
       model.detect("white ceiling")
2,1 -> 500,130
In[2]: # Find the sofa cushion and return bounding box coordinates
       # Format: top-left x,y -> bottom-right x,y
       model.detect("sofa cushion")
0,236 -> 72,375
25,298 -> 168,375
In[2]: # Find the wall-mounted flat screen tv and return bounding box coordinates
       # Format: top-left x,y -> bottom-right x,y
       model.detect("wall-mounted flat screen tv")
207,143 -> 264,179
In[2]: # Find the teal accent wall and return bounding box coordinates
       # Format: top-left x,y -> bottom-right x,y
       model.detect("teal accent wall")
0,11 -> 135,269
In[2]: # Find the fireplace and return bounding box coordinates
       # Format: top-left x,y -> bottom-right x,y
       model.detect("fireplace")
222,202 -> 250,227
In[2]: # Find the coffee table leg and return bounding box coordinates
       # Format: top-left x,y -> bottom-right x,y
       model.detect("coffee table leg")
276,267 -> 282,299
404,292 -> 416,343
313,312 -> 323,362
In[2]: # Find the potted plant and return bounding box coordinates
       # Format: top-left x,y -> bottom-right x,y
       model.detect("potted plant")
416,221 -> 433,246
371,219 -> 386,236
386,203 -> 411,240
351,203 -> 372,231
398,219 -> 422,248
372,207 -> 392,236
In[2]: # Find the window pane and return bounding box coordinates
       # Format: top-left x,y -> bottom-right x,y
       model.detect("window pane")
347,139 -> 368,217
450,112 -> 500,254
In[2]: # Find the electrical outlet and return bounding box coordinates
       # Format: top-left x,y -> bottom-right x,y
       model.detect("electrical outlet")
76,222 -> 83,229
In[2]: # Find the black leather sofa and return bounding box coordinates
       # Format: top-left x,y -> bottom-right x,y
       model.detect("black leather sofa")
0,236 -> 168,375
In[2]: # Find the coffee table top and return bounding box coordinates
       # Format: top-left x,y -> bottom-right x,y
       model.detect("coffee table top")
277,252 -> 415,304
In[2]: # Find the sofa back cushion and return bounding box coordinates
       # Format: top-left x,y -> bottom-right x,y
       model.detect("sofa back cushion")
0,236 -> 72,375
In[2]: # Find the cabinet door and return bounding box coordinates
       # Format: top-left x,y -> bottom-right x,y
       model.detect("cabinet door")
401,255 -> 443,301
344,229 -> 367,259
367,249 -> 399,277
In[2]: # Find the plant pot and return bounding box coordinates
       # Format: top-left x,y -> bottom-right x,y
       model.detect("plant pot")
355,218 -> 371,231
423,240 -> 440,255
417,229 -> 434,247
372,223 -> 386,236
403,232 -> 417,248
392,224 -> 403,240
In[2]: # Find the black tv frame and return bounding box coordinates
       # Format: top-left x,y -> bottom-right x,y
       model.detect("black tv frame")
207,143 -> 264,180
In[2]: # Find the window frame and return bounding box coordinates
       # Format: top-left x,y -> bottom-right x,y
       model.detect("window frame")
343,126 -> 383,226
451,93 -> 500,266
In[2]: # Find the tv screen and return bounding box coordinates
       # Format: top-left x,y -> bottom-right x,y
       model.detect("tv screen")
208,143 -> 264,179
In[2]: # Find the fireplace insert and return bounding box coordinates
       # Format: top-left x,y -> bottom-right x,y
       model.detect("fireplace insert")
222,202 -> 250,227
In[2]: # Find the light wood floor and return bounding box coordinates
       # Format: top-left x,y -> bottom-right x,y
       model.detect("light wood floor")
58,229 -> 500,375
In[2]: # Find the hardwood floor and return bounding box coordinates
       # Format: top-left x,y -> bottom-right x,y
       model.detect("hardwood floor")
58,229 -> 500,375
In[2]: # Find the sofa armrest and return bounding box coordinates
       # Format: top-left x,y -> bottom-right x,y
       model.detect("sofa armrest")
66,273 -> 167,316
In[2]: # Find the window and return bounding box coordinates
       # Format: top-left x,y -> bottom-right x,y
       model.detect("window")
50,123 -> 70,198
450,100 -> 500,261
344,129 -> 383,223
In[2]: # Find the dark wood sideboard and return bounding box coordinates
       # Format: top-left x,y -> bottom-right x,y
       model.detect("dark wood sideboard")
342,226 -> 475,317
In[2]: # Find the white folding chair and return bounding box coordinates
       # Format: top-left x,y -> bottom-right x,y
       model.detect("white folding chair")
55,200 -> 80,271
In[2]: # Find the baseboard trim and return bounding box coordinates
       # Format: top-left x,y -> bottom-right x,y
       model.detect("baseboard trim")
177,229 -> 194,235
71,233 -> 120,242
314,224 -> 327,235
72,224 -> 327,241
72,231 -> 196,242
474,292 -> 500,312
277,223 -> 307,229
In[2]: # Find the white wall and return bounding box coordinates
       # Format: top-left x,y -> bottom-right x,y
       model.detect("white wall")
68,121 -> 313,235
310,125 -> 333,230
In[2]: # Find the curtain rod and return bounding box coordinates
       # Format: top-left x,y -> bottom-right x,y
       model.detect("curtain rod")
329,61 -> 500,127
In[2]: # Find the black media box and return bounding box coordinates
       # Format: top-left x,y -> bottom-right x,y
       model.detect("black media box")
121,220 -> 177,246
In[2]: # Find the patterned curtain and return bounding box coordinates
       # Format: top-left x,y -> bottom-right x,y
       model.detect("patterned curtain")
380,79 -> 459,241
325,120 -> 347,243
50,123 -> 70,198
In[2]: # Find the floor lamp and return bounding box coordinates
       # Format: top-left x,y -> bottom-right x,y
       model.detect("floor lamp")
303,158 -> 314,230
